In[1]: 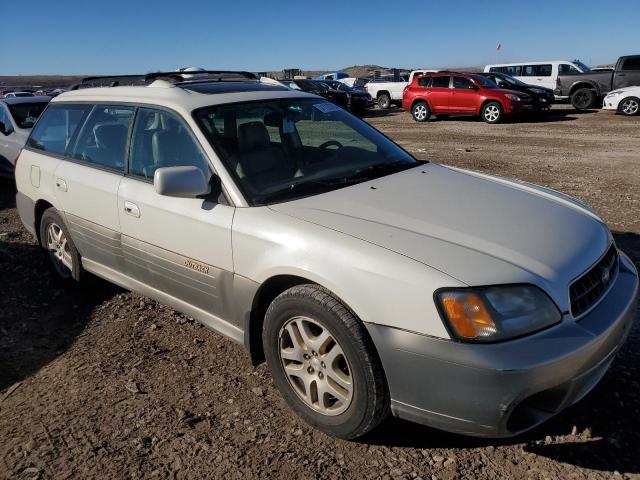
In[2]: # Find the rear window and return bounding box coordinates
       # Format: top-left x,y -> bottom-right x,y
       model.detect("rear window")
7,102 -> 49,129
27,104 -> 89,155
559,64 -> 581,75
622,57 -> 640,71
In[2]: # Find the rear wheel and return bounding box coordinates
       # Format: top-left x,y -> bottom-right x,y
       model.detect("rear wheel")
411,101 -> 431,122
481,102 -> 504,124
570,88 -> 596,110
618,96 -> 640,116
377,93 -> 391,110
39,208 -> 84,283
262,284 -> 389,439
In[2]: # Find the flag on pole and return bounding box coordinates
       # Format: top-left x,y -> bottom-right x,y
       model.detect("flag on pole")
496,42 -> 501,51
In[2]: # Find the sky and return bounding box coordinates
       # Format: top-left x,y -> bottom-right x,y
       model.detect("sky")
2,0 -> 639,75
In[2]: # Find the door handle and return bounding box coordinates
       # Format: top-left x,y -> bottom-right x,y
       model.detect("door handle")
124,201 -> 140,218
55,178 -> 67,192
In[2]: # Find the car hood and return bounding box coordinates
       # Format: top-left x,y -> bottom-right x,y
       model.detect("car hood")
269,164 -> 610,302
494,87 -> 532,99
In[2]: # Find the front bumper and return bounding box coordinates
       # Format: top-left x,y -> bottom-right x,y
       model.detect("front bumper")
602,97 -> 619,110
367,253 -> 638,438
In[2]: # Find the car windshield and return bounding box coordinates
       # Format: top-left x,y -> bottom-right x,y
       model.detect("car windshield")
194,98 -> 420,205
296,80 -> 324,92
497,74 -> 526,86
470,75 -> 497,88
7,101 -> 49,128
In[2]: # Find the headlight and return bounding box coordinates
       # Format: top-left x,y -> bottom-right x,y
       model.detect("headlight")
505,94 -> 521,101
606,91 -> 623,97
436,285 -> 561,343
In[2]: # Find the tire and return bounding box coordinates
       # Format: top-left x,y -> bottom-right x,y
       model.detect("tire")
39,207 -> 84,283
377,93 -> 391,110
481,101 -> 504,124
262,284 -> 390,439
411,101 -> 431,122
570,88 -> 596,110
618,96 -> 640,116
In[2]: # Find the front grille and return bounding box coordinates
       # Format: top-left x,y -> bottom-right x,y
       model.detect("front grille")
570,245 -> 619,318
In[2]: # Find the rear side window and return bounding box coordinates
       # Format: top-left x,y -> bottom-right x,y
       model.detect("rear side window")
27,104 -> 89,155
417,76 -> 430,87
504,66 -> 522,76
621,57 -> 640,71
559,64 -> 580,75
129,108 -> 209,180
430,76 -> 450,88
523,64 -> 552,76
71,105 -> 134,171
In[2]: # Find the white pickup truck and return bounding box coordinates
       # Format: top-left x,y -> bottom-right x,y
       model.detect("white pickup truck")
365,70 -> 438,109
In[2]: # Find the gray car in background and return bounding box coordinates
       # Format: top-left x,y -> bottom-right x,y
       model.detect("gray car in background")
0,96 -> 50,176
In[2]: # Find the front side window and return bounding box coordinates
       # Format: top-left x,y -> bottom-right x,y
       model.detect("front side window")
452,77 -> 473,89
537,64 -> 552,76
27,104 -> 89,155
622,57 -> 640,71
129,107 -> 209,180
430,76 -> 451,88
71,105 -> 134,171
195,99 -> 419,205
7,102 -> 48,129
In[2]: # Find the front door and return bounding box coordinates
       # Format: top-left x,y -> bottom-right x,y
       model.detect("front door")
450,76 -> 479,113
117,107 -> 235,327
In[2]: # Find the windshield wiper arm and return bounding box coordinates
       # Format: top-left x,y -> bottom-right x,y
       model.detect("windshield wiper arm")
255,179 -> 344,205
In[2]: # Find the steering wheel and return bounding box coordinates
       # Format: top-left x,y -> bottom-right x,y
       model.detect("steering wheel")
318,140 -> 343,151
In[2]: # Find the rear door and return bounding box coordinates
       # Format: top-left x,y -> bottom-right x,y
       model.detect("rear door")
53,104 -> 134,271
426,76 -> 451,112
614,57 -> 640,89
117,107 -> 236,331
521,64 -> 554,89
450,76 -> 479,113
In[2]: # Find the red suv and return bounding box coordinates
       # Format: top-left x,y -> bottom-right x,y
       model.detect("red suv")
402,72 -> 533,124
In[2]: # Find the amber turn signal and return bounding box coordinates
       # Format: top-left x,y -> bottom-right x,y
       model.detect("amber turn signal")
440,292 -> 497,339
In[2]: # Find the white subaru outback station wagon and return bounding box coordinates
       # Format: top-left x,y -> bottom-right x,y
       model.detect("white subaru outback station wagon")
15,71 -> 638,440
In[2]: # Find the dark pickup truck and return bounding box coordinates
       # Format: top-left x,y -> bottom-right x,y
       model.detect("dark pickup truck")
556,55 -> 640,109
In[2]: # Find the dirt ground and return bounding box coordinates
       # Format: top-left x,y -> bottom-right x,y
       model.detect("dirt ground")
1,104 -> 639,480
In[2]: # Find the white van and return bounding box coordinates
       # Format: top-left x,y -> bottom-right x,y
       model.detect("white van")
483,61 -> 591,97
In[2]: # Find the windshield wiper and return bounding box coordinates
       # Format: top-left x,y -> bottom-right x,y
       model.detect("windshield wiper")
255,179 -> 345,205
343,160 -> 417,183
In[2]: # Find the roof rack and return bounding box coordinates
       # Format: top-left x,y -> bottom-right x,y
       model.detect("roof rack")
70,71 -> 259,90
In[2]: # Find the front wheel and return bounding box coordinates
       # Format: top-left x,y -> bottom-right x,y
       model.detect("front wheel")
618,96 -> 640,116
481,102 -> 504,124
570,88 -> 596,110
262,284 -> 390,439
377,93 -> 391,109
411,101 -> 431,122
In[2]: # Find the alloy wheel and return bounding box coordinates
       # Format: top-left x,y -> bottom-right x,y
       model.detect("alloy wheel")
46,222 -> 73,277
621,98 -> 639,115
413,105 -> 428,121
484,105 -> 500,122
278,316 -> 353,416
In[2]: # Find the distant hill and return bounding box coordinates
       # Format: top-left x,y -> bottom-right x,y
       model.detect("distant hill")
0,75 -> 83,88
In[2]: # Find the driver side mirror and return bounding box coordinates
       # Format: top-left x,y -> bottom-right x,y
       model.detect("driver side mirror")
0,121 -> 13,136
154,166 -> 210,198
